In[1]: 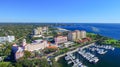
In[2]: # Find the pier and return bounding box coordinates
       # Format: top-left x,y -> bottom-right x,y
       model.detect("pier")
55,43 -> 95,61
65,53 -> 87,67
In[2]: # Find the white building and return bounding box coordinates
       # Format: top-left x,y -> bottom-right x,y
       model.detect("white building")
64,41 -> 74,47
23,39 -> 49,52
33,26 -> 48,36
0,36 -> 15,43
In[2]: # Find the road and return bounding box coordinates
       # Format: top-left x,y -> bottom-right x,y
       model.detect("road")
54,43 -> 95,61
13,36 -> 26,43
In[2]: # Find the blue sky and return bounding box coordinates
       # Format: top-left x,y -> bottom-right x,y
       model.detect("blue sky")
0,0 -> 120,23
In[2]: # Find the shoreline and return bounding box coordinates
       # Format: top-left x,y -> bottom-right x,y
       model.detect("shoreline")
56,27 -> 120,48
57,27 -> 70,32
56,26 -> 119,40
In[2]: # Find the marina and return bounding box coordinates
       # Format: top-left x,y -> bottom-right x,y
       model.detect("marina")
78,49 -> 99,63
65,53 -> 87,67
62,43 -> 119,67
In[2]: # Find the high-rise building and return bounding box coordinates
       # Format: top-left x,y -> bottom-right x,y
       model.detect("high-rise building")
80,30 -> 86,38
33,26 -> 48,35
68,31 -> 76,41
75,30 -> 81,40
33,27 -> 42,35
67,30 -> 86,41
33,26 -> 48,37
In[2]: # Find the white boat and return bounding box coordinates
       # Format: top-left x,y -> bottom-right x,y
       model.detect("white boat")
97,50 -> 107,55
78,49 -> 99,63
68,61 -> 72,64
93,57 -> 99,63
65,56 -> 70,60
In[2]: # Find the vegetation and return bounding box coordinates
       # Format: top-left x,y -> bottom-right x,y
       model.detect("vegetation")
54,48 -> 69,56
23,50 -> 31,59
31,37 -> 43,41
15,58 -> 60,67
14,58 -> 50,67
50,58 -> 61,67
0,23 -> 56,43
0,57 -> 60,67
0,23 -> 120,67
87,33 -> 120,47
44,48 -> 58,54
48,27 -> 58,37
0,42 -> 12,62
0,62 -> 13,67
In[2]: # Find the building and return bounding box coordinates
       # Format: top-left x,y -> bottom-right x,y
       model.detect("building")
22,39 -> 27,47
67,30 -> 86,41
12,44 -> 24,60
67,31 -> 76,41
23,39 -> 49,52
64,41 -> 74,48
0,36 -> 15,43
75,30 -> 81,40
80,30 -> 86,38
33,27 -> 42,35
12,39 -> 50,60
77,37 -> 91,43
33,26 -> 48,36
54,36 -> 68,45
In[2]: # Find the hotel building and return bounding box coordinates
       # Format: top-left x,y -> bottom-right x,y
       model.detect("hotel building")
80,30 -> 86,38
67,32 -> 76,41
67,30 -> 86,41
54,36 -> 68,45
12,44 -> 24,60
23,39 -> 49,52
33,26 -> 48,37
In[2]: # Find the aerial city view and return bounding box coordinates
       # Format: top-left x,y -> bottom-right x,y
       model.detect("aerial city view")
0,0 -> 120,67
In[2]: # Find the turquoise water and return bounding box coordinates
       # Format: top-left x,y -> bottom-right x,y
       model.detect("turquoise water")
59,47 -> 120,67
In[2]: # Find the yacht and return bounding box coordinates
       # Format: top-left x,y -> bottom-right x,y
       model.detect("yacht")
78,50 -> 99,63
68,61 -> 72,64
97,50 -> 107,55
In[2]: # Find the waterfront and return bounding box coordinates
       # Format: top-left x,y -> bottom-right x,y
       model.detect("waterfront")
58,47 -> 120,67
55,23 -> 120,67
56,23 -> 120,40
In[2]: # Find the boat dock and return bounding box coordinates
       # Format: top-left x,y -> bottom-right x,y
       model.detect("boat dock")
55,43 -> 95,61
65,53 -> 87,67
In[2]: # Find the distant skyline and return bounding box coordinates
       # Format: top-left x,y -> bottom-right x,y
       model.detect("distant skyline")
0,0 -> 120,23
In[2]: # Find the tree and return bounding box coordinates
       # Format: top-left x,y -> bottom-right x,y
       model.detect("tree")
44,48 -> 57,54
17,59 -> 34,67
39,58 -> 50,67
15,58 -> 50,67
50,58 -> 61,67
0,62 -> 14,67
15,63 -> 22,67
24,50 -> 31,59
0,42 -> 12,56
